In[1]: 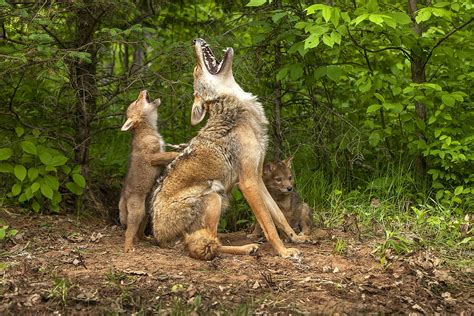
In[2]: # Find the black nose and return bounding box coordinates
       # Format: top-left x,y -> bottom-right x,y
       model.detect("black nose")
287,186 -> 293,192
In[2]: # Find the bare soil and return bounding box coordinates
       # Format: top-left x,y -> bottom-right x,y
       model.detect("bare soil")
0,209 -> 472,314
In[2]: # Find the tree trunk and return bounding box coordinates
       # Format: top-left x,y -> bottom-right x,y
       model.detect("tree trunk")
273,42 -> 284,161
68,0 -> 100,186
408,0 -> 428,175
272,0 -> 284,161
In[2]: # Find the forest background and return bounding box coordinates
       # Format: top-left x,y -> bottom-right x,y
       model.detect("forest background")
0,0 -> 472,263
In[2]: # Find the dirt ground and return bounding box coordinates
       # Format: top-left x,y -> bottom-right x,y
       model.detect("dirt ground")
0,209 -> 472,314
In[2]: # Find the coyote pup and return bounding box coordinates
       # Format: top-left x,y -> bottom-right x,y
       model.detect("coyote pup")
151,39 -> 307,261
251,157 -> 313,239
119,90 -> 179,252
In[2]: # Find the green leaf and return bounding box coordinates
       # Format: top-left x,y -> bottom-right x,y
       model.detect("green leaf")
66,182 -> 83,195
322,34 -> 334,47
389,12 -> 412,25
384,103 -> 403,113
276,67 -> 288,81
352,13 -> 369,26
72,173 -> 86,188
50,155 -> 68,167
32,201 -> 41,213
290,64 -> 303,80
246,0 -> 266,7
330,31 -> 341,45
39,151 -> 53,165
435,190 -> 444,200
14,165 -> 27,181
294,22 -> 307,29
0,148 -> 13,161
416,8 -> 432,23
15,126 -> 25,137
272,11 -> 287,23
21,141 -> 37,155
454,186 -> 463,196
322,6 -> 332,22
369,131 -> 381,147
326,65 -> 343,82
304,33 -> 320,49
11,183 -> 22,197
368,14 -> 384,26
31,182 -> 40,193
40,183 -> 53,200
367,104 -> 382,113
306,4 -> 325,15
441,95 -> 455,107
28,168 -> 39,181
0,163 -> 13,173
44,175 -> 59,191
366,0 -> 379,12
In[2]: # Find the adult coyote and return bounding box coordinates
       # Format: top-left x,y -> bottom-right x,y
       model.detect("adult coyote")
151,39 -> 307,260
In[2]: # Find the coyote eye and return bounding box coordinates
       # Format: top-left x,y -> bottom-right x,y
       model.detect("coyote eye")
275,177 -> 281,182
289,176 -> 292,180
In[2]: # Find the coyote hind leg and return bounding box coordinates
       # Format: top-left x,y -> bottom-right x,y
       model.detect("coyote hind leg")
118,195 -> 127,226
124,195 -> 146,252
186,192 -> 259,260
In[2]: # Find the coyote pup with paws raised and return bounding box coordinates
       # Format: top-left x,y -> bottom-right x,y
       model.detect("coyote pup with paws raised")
119,90 -> 179,252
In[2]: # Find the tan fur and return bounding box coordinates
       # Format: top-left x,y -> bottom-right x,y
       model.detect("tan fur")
119,90 -> 179,252
250,158 -> 313,239
151,39 -> 308,260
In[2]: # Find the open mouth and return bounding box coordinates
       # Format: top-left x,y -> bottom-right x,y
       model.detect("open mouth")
192,38 -> 231,75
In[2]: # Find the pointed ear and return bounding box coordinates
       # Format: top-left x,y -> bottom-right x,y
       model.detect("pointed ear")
282,156 -> 293,168
153,98 -> 161,107
263,162 -> 275,174
121,118 -> 134,131
191,95 -> 206,126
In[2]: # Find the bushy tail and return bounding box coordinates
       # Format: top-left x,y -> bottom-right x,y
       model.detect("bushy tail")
184,229 -> 221,260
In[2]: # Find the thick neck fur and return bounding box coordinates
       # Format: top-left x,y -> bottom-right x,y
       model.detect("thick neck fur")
199,94 -> 268,142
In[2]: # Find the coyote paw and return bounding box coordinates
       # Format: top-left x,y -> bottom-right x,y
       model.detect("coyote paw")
279,247 -> 301,259
291,234 -> 312,244
244,243 -> 260,255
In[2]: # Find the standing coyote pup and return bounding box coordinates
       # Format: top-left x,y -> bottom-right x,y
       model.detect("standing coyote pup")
250,157 -> 313,239
151,39 -> 308,260
119,90 -> 179,252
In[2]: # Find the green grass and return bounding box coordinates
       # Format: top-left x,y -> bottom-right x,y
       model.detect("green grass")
221,160 -> 472,266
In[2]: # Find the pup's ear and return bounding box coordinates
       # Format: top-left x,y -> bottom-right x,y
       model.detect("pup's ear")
191,95 -> 206,126
121,118 -> 134,131
153,98 -> 161,107
263,162 -> 275,174
282,156 -> 293,168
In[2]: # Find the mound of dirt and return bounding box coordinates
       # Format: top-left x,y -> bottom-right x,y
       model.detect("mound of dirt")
0,210 -> 472,313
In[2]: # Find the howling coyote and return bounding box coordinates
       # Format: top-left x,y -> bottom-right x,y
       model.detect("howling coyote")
151,39 -> 308,260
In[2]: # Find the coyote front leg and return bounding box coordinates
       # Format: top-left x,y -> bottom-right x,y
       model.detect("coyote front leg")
239,176 -> 300,258
149,151 -> 180,166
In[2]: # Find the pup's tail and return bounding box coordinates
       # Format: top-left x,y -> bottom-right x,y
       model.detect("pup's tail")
184,228 -> 221,260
